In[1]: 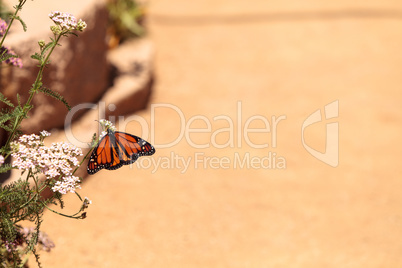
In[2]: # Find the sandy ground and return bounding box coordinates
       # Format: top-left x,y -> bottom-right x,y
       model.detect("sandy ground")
38,1 -> 402,267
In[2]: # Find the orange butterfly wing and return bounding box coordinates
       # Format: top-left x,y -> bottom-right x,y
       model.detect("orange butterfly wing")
87,130 -> 155,174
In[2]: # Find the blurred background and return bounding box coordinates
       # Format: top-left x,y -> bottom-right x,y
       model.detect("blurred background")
2,0 -> 402,267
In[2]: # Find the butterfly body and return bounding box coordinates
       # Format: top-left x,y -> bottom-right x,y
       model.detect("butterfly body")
87,129 -> 155,174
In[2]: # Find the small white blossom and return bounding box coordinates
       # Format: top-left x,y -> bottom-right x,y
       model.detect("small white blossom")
99,130 -> 108,140
40,130 -> 51,137
99,119 -> 116,131
82,197 -> 92,209
98,119 -> 116,141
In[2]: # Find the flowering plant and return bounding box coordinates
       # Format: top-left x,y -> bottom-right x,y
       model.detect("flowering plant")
0,2 -> 92,267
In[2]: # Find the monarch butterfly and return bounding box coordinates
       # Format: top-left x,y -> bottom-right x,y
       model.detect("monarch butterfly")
87,128 -> 155,174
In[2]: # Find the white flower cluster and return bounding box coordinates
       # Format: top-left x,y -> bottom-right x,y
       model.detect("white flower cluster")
98,119 -> 116,140
49,11 -> 87,33
82,197 -> 92,209
99,119 -> 116,131
0,155 -> 4,166
11,132 -> 83,195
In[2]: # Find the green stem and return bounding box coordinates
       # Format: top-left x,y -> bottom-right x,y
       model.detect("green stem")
0,0 -> 26,48
33,34 -> 62,90
9,170 -> 38,215
73,146 -> 93,176
43,202 -> 84,219
75,191 -> 83,201
3,34 -> 63,155
0,2 -> 30,155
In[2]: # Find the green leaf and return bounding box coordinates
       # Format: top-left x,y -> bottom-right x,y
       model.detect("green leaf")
16,93 -> 21,107
31,52 -> 41,61
0,122 -> 13,132
41,41 -> 55,58
0,52 -> 17,63
38,86 -> 71,111
0,110 -> 13,124
0,163 -> 13,174
0,92 -> 14,107
13,15 -> 27,32
0,106 -> 25,133
0,216 -> 16,242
